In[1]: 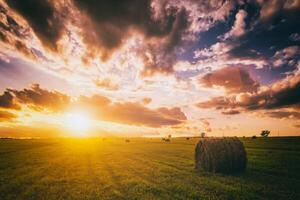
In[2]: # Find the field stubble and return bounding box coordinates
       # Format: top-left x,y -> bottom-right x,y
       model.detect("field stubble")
0,137 -> 299,200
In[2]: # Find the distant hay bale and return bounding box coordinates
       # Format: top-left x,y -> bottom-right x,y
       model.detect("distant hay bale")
195,137 -> 247,174
125,139 -> 130,143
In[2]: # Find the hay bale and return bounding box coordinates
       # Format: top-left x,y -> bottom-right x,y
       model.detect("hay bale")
195,137 -> 247,173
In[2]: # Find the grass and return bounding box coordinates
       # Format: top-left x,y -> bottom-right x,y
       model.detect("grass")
0,137 -> 299,200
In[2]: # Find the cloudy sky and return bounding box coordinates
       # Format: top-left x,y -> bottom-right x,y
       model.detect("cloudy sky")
0,0 -> 300,138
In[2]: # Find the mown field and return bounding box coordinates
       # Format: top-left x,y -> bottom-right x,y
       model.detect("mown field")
0,137 -> 299,200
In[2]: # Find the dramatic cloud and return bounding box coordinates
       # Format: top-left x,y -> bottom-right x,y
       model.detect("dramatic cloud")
1,85 -> 187,127
197,66 -> 300,115
73,0 -> 189,73
199,66 -> 259,93
6,0 -> 64,50
8,84 -> 70,112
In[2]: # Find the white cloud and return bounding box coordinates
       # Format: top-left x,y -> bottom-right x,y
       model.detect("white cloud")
223,9 -> 248,40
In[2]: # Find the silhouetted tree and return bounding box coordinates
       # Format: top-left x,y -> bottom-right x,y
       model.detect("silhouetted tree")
261,130 -> 270,137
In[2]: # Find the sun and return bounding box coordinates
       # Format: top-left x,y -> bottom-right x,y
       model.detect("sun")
65,111 -> 91,137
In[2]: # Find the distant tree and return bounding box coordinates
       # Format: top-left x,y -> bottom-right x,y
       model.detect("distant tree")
252,135 -> 257,139
168,134 -> 172,139
201,132 -> 206,138
186,137 -> 190,140
261,130 -> 270,137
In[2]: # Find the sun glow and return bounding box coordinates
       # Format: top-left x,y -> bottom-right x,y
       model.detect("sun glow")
65,111 -> 91,137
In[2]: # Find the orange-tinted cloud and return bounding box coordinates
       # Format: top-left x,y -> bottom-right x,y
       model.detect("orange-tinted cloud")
197,67 -> 300,116
8,84 -> 70,112
0,110 -> 17,122
199,66 -> 259,93
94,78 -> 119,91
79,95 -> 187,127
0,91 -> 20,110
157,107 -> 187,120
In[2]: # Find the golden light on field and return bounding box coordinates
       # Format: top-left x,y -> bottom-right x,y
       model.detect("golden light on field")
65,111 -> 91,137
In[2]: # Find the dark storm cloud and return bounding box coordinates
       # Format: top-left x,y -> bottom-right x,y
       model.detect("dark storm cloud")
73,0 -> 185,49
73,0 -> 190,73
6,0 -> 64,50
8,84 -> 70,112
141,8 -> 189,76
199,66 -> 259,93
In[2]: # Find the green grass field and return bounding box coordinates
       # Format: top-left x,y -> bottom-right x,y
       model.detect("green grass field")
0,137 -> 300,200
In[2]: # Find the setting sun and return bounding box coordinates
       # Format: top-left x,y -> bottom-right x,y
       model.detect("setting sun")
65,112 -> 91,136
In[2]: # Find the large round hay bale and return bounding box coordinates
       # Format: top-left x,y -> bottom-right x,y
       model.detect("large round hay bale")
195,137 -> 247,173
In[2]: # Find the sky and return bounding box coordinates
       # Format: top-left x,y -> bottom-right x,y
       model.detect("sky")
0,0 -> 300,138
